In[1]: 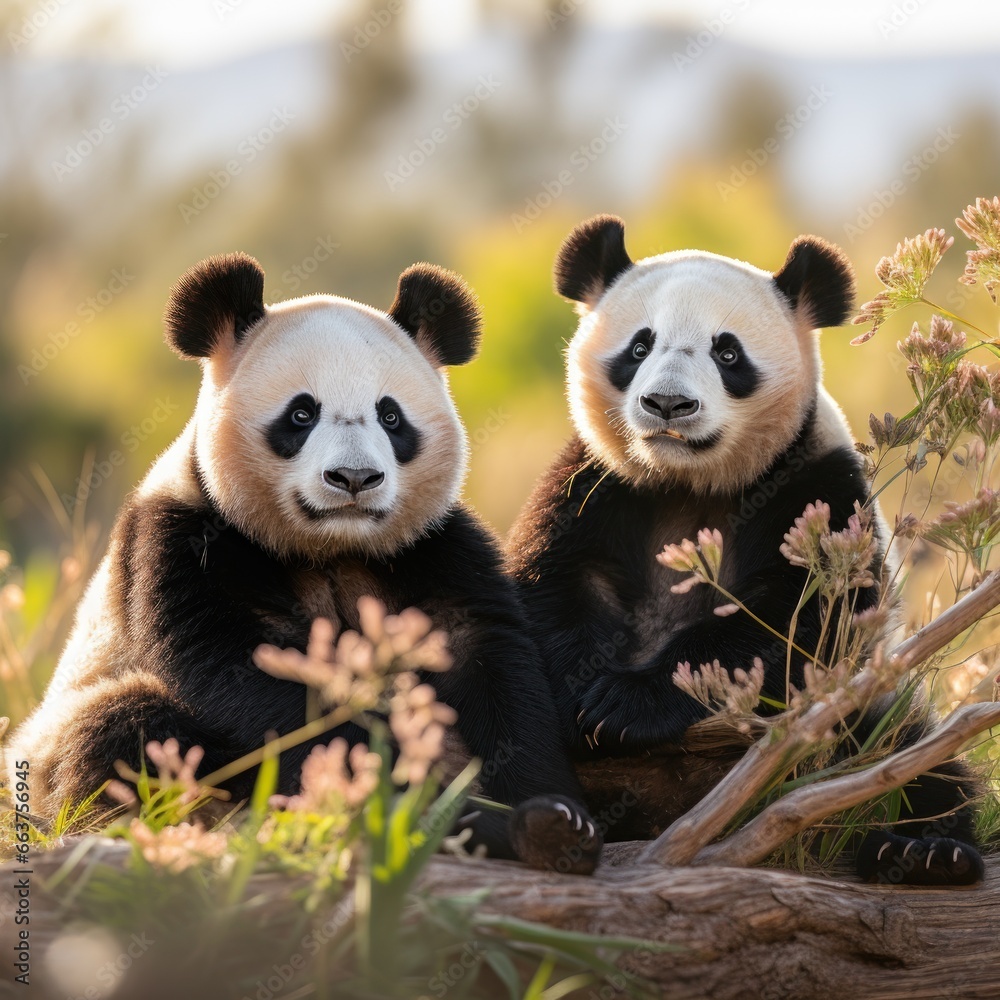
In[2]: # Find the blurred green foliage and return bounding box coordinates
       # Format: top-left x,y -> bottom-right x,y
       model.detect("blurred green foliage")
2,2 -> 999,615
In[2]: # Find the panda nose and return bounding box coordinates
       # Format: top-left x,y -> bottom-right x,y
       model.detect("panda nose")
640,394 -> 700,421
324,467 -> 385,495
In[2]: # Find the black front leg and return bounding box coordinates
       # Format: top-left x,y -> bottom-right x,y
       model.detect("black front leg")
430,620 -> 603,873
574,590 -> 811,753
575,667 -> 707,751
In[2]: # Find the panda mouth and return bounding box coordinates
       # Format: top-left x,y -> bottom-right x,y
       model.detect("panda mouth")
641,429 -> 721,452
644,428 -> 687,441
294,493 -> 388,521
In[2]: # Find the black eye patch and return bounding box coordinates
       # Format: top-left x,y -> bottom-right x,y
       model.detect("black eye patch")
377,395 -> 422,464
265,393 -> 320,459
711,332 -> 760,398
607,327 -> 655,392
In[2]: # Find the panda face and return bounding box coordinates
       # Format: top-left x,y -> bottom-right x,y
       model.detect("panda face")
555,218 -> 856,495
568,253 -> 816,493
194,297 -> 467,558
157,254 -> 481,559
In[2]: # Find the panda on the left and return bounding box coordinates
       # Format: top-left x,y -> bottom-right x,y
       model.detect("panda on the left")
9,252 -> 603,874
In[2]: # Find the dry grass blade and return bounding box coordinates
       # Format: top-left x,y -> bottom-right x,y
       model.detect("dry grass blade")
638,569 -> 1000,867
694,700 -> 1000,868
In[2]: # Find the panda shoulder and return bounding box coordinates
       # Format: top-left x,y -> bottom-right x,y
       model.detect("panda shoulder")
418,504 -> 505,567
810,385 -> 857,455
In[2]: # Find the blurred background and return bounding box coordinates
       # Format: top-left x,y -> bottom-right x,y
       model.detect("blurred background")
2,0 -> 1000,713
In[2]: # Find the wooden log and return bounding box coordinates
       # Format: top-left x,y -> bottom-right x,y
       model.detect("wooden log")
642,569 -> 1000,867
3,842 -> 1000,999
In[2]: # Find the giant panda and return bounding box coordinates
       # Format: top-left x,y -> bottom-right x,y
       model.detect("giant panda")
506,214 -> 984,885
9,252 -> 601,874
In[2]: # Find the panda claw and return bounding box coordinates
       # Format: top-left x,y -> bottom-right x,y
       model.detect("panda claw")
620,726 -> 628,743
584,733 -> 594,749
857,831 -> 985,886
593,720 -> 605,745
509,796 -> 603,875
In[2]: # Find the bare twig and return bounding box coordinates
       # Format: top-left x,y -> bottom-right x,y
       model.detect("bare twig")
639,569 -> 1000,867
694,701 -> 1000,868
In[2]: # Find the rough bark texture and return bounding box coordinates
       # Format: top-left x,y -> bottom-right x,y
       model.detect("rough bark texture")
3,840 -> 999,999
428,848 -> 1000,1000
5,578 -> 998,998
643,570 -> 1000,867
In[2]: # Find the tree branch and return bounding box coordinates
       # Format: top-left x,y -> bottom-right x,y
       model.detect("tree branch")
9,843 -> 1000,999
693,700 -> 1000,868
639,569 -> 1000,867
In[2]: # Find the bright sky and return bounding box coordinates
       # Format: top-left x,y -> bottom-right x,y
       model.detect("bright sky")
14,0 -> 1000,66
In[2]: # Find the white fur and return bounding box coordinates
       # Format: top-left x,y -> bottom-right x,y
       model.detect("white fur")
146,294 -> 467,559
567,250 -> 831,492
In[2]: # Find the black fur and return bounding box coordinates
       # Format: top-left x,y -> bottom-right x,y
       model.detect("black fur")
773,235 -> 856,329
507,423 -> 983,883
849,700 -> 982,885
266,393 -> 320,459
554,215 -> 634,306
607,328 -> 654,392
377,396 -> 422,464
52,460 -> 599,871
388,264 -> 482,367
711,332 -> 760,399
164,252 -> 266,359
508,422 -> 877,749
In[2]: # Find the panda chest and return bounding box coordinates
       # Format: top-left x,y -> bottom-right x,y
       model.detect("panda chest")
625,505 -> 736,666
283,562 -> 388,637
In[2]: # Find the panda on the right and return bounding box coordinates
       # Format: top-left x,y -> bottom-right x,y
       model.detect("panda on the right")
507,214 -> 985,886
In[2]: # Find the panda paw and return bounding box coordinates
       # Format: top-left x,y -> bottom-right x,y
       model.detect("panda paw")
855,830 -> 985,886
509,795 -> 603,875
576,673 -> 687,751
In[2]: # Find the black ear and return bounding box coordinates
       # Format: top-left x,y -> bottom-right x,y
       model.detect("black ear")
164,252 -> 266,359
773,236 -> 856,329
388,263 -> 482,367
554,214 -> 634,307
